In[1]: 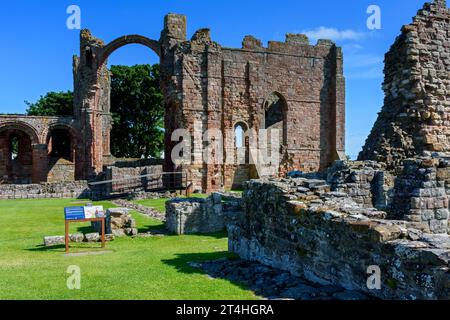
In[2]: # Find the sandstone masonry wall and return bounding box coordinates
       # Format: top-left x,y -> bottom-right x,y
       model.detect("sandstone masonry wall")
104,163 -> 163,193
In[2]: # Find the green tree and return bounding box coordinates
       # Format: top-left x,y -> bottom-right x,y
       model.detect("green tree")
110,64 -> 164,159
25,64 -> 164,159
26,91 -> 74,116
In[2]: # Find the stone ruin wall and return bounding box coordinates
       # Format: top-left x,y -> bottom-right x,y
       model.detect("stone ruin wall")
104,162 -> 163,194
0,181 -> 95,200
227,1 -> 450,300
229,178 -> 450,300
359,0 -> 450,168
158,15 -> 345,192
0,115 -> 82,184
327,158 -> 450,234
1,14 -> 345,193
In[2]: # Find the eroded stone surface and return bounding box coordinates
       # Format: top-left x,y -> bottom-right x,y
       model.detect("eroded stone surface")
190,258 -> 370,301
359,1 -> 450,168
229,177 -> 450,300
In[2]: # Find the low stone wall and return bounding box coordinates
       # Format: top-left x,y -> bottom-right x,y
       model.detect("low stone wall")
0,181 -> 98,200
47,158 -> 75,183
229,178 -> 450,300
165,194 -> 224,235
43,233 -> 115,247
325,158 -> 450,234
326,160 -> 394,210
390,158 -> 450,233
104,164 -> 163,193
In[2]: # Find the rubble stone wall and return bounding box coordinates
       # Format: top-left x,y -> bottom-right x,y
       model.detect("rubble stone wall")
359,1 -> 450,168
47,159 -> 75,182
165,194 -> 224,234
229,178 -> 450,300
0,181 -> 94,200
390,157 -> 450,233
326,160 -> 394,210
104,164 -> 163,193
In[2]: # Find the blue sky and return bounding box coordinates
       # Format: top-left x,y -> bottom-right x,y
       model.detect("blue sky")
0,0 -> 433,158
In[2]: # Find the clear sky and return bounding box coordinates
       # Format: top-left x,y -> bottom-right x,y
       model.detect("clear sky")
0,0 -> 434,158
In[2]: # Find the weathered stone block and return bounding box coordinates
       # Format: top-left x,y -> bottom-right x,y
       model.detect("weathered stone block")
84,233 -> 100,242
166,195 -> 225,235
43,236 -> 65,247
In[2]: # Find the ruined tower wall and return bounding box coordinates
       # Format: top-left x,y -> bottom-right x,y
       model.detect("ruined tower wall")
220,41 -> 344,181
162,23 -> 345,192
359,1 -> 450,168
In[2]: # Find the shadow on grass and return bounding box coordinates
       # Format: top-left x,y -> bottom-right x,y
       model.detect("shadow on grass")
75,226 -> 96,234
161,251 -> 251,293
164,231 -> 229,240
26,244 -> 66,252
27,243 -> 106,252
137,222 -> 166,234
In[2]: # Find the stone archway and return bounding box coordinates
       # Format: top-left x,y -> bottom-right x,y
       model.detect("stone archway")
99,35 -> 161,67
73,31 -> 163,178
0,122 -> 41,184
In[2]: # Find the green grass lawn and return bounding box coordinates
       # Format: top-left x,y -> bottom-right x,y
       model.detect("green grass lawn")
0,198 -> 257,300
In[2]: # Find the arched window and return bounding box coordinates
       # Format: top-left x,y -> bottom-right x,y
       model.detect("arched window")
235,124 -> 245,148
10,136 -> 19,160
234,122 -> 249,165
106,44 -> 164,160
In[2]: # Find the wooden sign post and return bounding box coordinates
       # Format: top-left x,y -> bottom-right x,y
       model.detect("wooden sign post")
64,206 -> 106,254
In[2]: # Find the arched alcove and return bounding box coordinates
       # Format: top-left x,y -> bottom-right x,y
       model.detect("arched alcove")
263,92 -> 288,147
46,126 -> 77,182
0,126 -> 36,184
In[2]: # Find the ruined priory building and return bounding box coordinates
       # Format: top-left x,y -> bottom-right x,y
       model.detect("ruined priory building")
359,0 -> 450,169
0,14 -> 345,192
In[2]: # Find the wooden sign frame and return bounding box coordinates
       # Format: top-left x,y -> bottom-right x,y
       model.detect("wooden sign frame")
64,206 -> 106,254
65,218 -> 106,253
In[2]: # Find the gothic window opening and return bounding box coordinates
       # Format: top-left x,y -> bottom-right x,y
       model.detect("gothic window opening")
234,122 -> 249,165
264,92 -> 287,154
10,136 -> 19,161
48,129 -> 73,162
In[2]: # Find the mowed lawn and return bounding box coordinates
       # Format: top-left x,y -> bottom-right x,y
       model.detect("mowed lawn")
0,198 -> 257,300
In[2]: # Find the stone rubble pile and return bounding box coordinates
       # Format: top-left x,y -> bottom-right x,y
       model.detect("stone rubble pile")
91,208 -> 138,237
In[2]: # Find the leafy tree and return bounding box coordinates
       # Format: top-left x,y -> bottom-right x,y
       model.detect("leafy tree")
26,91 -> 74,116
25,64 -> 164,159
110,64 -> 164,159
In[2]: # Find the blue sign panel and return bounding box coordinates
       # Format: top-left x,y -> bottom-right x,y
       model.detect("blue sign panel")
64,207 -> 86,221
